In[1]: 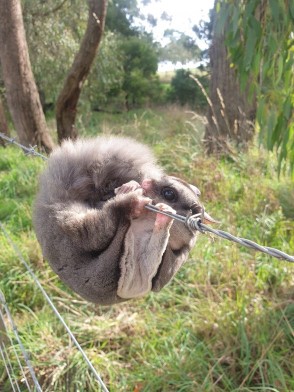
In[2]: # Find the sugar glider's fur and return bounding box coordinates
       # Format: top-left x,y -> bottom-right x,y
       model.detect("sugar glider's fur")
33,136 -> 205,305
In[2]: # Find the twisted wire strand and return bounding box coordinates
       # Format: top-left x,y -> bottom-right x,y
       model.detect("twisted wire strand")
0,132 -> 48,160
0,133 -> 108,390
145,205 -> 294,263
0,304 -> 33,391
0,291 -> 42,392
1,131 -> 292,263
0,342 -> 20,392
0,223 -> 109,392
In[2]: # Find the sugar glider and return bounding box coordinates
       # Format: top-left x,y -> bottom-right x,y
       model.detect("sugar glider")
33,136 -> 213,305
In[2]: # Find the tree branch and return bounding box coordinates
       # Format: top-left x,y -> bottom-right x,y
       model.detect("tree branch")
56,0 -> 108,143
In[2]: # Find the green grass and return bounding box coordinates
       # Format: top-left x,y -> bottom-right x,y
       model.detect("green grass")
0,107 -> 293,391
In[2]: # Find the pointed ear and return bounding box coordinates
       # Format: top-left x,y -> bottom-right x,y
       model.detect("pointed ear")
189,184 -> 201,197
202,211 -> 219,224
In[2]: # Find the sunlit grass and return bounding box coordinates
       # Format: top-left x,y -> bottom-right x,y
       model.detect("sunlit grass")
0,107 -> 293,391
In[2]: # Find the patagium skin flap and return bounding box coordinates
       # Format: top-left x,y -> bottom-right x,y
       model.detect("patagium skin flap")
33,136 -> 204,305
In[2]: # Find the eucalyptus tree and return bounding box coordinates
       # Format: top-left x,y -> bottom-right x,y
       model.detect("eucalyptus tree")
0,0 -> 54,151
0,0 -> 161,144
0,0 -> 108,146
0,98 -> 9,145
212,0 -> 294,173
22,0 -> 87,107
204,2 -> 256,154
56,0 -> 108,141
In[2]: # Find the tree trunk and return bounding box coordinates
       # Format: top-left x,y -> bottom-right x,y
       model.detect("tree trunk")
56,0 -> 108,143
0,98 -> 9,146
204,4 -> 256,154
0,0 -> 54,153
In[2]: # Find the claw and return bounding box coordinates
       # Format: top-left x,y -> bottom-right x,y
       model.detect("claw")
115,180 -> 141,195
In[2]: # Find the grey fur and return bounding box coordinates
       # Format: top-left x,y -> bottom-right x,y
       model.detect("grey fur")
33,136 -> 203,305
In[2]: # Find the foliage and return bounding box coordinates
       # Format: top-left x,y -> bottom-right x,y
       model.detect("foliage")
120,35 -> 162,109
193,7 -> 214,61
105,0 -> 140,36
21,0 -> 163,112
1,107 -> 294,391
215,0 -> 294,174
168,69 -> 209,109
22,0 -> 87,104
159,30 -> 201,64
81,32 -> 126,110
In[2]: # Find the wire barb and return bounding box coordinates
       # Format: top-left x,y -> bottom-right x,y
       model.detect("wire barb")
2,131 -> 292,262
1,131 -> 293,263
0,132 -> 48,160
1,129 -> 293,390
146,204 -> 294,263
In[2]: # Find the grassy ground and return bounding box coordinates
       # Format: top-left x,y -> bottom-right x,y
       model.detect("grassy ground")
0,107 -> 293,391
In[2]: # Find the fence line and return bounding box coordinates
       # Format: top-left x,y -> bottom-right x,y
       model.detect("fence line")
0,132 -> 47,160
1,131 -> 293,390
1,131 -> 293,263
0,291 -> 41,391
0,223 -> 109,392
146,205 -> 294,263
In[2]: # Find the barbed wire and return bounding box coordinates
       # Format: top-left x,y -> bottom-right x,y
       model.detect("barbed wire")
0,130 -> 293,390
0,223 -> 109,392
0,132 -> 48,160
145,205 -> 294,263
1,131 -> 293,264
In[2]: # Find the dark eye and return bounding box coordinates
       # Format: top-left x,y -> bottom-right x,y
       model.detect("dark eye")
161,187 -> 177,202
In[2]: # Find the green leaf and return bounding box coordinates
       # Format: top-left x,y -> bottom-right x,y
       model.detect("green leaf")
232,6 -> 240,38
276,55 -> 284,86
272,113 -> 286,148
271,97 -> 292,149
256,97 -> 266,128
248,81 -> 257,102
267,111 -> 277,149
269,0 -> 282,23
277,125 -> 290,174
262,59 -> 271,80
268,35 -> 278,57
252,50 -> 261,78
243,0 -> 259,24
283,96 -> 293,120
249,16 -> 262,38
290,0 -> 294,21
239,70 -> 249,92
243,27 -> 257,71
